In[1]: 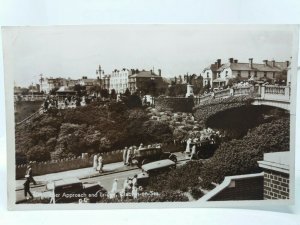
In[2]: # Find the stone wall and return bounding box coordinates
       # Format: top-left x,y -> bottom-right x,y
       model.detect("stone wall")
263,169 -> 289,199
16,150 -> 123,179
155,97 -> 195,113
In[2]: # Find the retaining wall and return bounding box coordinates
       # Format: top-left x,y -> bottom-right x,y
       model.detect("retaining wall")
16,150 -> 124,179
155,97 -> 194,112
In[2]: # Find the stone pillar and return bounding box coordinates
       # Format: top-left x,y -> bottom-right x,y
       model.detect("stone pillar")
186,84 -> 194,97
258,152 -> 290,200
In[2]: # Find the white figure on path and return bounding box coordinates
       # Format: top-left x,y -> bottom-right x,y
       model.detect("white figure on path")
126,147 -> 132,165
97,155 -> 103,173
123,147 -> 128,165
93,154 -> 98,171
110,178 -> 118,199
185,138 -> 192,153
190,144 -> 196,160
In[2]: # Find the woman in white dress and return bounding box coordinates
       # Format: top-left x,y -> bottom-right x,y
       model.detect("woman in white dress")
97,155 -> 103,173
93,154 -> 98,171
110,178 -> 118,199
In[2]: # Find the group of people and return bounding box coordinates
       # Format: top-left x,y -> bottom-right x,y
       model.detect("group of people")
184,127 -> 220,160
43,96 -> 58,112
93,154 -> 104,173
122,143 -> 161,166
109,174 -> 139,199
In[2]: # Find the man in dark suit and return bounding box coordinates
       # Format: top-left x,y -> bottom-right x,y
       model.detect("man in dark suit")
25,163 -> 37,185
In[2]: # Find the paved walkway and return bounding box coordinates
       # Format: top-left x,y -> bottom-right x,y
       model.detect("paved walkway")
16,152 -> 187,191
16,161 -> 134,190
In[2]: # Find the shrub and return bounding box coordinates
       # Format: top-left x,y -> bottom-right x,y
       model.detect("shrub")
200,117 -> 290,188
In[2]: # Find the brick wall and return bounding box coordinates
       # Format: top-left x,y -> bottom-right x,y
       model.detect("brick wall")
263,169 -> 289,199
209,176 -> 264,201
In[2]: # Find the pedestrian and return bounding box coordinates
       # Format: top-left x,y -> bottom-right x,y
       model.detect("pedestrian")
97,154 -> 104,173
185,138 -> 192,154
132,174 -> 138,188
23,176 -> 33,200
190,144 -> 197,160
126,147 -> 132,166
110,178 -> 118,199
122,177 -> 130,198
123,147 -> 128,165
93,154 -> 98,171
132,186 -> 138,199
138,143 -> 144,150
25,163 -> 37,185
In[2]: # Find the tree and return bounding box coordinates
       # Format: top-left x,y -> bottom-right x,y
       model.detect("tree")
110,89 -> 117,99
124,88 -> 131,97
74,84 -> 86,97
100,89 -> 109,98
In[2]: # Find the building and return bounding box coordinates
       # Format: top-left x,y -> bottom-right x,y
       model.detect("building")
201,59 -> 222,87
110,68 -> 132,93
212,58 -> 289,88
101,74 -> 110,90
77,76 -> 99,91
128,69 -> 165,95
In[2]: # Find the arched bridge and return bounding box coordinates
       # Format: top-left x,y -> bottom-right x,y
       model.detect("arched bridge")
194,85 -> 291,111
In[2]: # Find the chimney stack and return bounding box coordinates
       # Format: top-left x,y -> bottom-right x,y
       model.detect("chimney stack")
158,69 -> 161,76
234,59 -> 238,63
229,58 -> 234,63
263,60 -> 268,66
249,58 -> 253,68
286,61 -> 290,67
217,59 -> 221,68
272,60 -> 276,67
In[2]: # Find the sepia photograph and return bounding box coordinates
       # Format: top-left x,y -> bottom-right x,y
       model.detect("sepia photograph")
2,24 -> 298,208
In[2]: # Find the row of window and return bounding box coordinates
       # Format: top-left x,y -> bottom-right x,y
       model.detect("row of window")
214,71 -> 276,78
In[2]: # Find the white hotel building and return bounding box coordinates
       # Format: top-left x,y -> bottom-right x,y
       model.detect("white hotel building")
109,68 -> 132,93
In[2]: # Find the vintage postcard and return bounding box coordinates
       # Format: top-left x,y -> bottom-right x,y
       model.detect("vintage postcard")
2,25 -> 298,210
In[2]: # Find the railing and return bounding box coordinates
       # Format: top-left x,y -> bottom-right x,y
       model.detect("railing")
16,108 -> 44,127
233,86 -> 252,96
214,89 -> 230,98
14,95 -> 46,102
260,85 -> 290,102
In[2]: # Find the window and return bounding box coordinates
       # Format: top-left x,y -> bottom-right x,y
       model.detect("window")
264,72 -> 267,78
273,72 -> 275,78
207,72 -> 209,78
225,71 -> 228,77
218,72 -> 220,78
237,71 -> 241,77
248,71 -> 251,78
254,71 -> 257,77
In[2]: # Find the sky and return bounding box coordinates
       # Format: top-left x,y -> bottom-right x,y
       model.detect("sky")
2,24 -> 296,87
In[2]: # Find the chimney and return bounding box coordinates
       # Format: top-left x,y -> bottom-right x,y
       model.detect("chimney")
286,61 -> 290,67
249,58 -> 253,68
217,59 -> 221,68
158,69 -> 161,76
234,59 -> 238,63
229,58 -> 234,63
150,70 -> 153,75
272,60 -> 276,67
263,60 -> 268,66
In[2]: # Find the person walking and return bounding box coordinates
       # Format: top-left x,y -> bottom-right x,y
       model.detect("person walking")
93,154 -> 98,171
190,144 -> 197,160
97,154 -> 104,173
126,147 -> 132,166
25,163 -> 36,185
123,147 -> 128,165
23,176 -> 33,200
110,178 -> 118,199
185,138 -> 192,154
